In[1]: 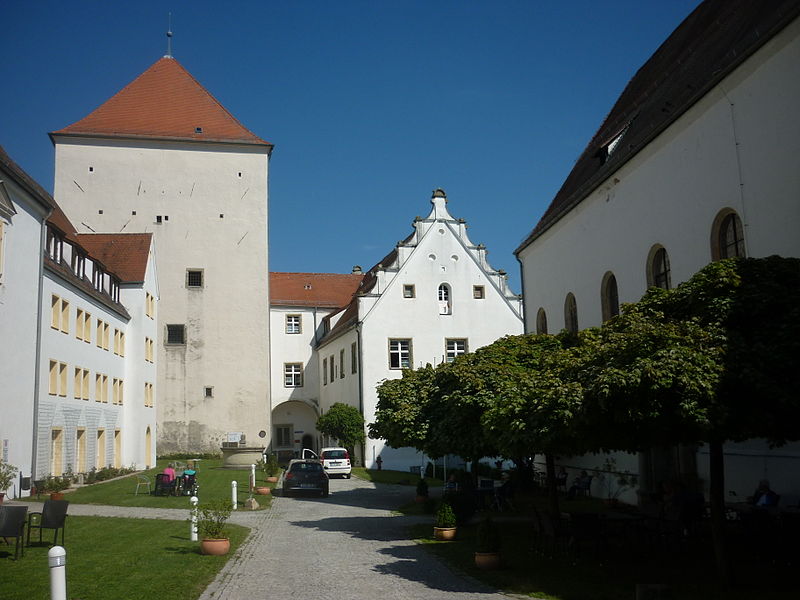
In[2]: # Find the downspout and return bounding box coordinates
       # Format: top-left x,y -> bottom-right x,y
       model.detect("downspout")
357,321 -> 365,467
31,214 -> 52,482
515,254 -> 528,333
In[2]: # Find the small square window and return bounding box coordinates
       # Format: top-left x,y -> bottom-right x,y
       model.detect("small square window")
284,363 -> 303,387
286,315 -> 301,334
187,269 -> 203,288
166,324 -> 186,345
403,284 -> 416,298
156,216 -> 163,224
195,127 -> 203,134
473,285 -> 485,299
204,386 -> 214,398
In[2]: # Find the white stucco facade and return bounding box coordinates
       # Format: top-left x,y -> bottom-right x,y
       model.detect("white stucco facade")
517,15 -> 800,503
319,190 -> 524,471
52,136 -> 271,453
0,159 -> 52,499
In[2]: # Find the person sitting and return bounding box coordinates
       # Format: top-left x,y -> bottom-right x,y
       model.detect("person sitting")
751,479 -> 779,507
567,471 -> 592,499
163,463 -> 176,482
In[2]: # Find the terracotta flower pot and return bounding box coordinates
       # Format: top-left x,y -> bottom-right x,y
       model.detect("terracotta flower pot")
433,527 -> 457,541
200,538 -> 230,556
266,476 -> 278,483
255,486 -> 271,495
50,492 -> 65,501
474,552 -> 501,570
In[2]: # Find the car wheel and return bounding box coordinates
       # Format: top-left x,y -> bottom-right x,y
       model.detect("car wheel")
345,473 -> 351,479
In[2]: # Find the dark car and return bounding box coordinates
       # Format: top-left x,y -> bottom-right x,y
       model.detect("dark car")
282,460 -> 329,498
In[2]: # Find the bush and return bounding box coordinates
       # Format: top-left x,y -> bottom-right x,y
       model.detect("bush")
0,460 -> 18,490
416,478 -> 429,497
435,501 -> 457,528
195,500 -> 233,539
476,515 -> 501,553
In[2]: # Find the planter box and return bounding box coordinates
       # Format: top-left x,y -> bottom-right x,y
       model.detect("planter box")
434,527 -> 457,541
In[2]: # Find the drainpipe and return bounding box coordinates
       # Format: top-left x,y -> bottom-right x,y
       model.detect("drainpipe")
515,254 -> 528,333
357,322 -> 365,466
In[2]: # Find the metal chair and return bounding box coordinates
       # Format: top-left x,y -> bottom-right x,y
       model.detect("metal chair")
153,473 -> 176,496
27,500 -> 68,547
134,474 -> 151,495
0,505 -> 29,559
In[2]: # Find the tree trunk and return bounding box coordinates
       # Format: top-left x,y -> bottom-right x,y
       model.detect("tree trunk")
545,453 -> 560,517
708,439 -> 730,587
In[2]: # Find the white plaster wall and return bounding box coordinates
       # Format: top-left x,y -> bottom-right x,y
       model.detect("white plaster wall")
350,217 -> 524,471
0,181 -> 47,497
38,272 -> 128,476
317,328 -> 361,460
518,18 -> 800,500
271,400 -> 319,459
53,137 -> 271,453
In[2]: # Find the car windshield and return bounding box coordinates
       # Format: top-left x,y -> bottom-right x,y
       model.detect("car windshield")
323,451 -> 347,459
291,462 -> 323,472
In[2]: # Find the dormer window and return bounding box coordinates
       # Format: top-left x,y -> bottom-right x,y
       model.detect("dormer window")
438,284 -> 451,315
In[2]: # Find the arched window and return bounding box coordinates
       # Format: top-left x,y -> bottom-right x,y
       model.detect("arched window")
711,209 -> 746,260
647,245 -> 671,290
536,308 -> 548,334
601,272 -> 620,322
564,293 -> 578,334
438,284 -> 451,315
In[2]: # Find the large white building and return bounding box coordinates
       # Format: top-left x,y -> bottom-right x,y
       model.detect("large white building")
515,0 -> 800,502
317,189 -> 524,470
50,55 -> 273,453
0,147 -> 55,498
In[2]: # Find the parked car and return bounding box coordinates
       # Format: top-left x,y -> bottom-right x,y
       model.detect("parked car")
319,447 -> 352,478
282,459 -> 329,498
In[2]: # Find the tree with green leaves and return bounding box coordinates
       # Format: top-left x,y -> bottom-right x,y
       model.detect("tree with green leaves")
369,365 -> 436,453
316,402 -> 366,457
578,256 -> 800,583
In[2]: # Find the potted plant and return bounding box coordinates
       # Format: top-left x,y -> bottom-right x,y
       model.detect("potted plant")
264,453 -> 280,483
416,478 -> 429,503
0,460 -> 18,504
433,501 -> 457,540
195,500 -> 233,555
597,457 -> 638,505
474,515 -> 502,569
44,475 -> 71,500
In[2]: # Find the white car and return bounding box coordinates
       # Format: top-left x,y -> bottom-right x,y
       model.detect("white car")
304,447 -> 352,478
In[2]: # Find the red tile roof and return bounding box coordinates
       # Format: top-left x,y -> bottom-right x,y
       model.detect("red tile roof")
515,0 -> 800,254
76,233 -> 153,283
270,272 -> 363,308
52,57 -> 272,147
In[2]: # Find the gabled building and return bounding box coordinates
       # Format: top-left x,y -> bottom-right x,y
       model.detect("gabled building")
269,271 -> 363,461
317,189 -> 523,470
515,0 -> 800,502
0,146 -> 55,498
50,55 -> 273,453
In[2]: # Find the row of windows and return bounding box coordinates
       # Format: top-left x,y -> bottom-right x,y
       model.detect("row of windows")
388,338 -> 468,370
51,295 -> 135,358
50,426 -> 129,475
47,226 -> 121,303
535,210 -> 747,334
322,343 -> 359,385
47,360 -> 136,406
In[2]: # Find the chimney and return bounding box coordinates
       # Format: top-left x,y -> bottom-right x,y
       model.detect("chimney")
352,265 -> 362,274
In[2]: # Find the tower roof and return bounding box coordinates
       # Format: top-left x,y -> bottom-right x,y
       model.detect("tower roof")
52,57 -> 272,148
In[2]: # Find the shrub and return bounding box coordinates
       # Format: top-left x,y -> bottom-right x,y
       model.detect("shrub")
195,500 -> 233,539
0,460 -> 18,490
435,501 -> 457,528
416,478 -> 429,498
476,515 -> 501,553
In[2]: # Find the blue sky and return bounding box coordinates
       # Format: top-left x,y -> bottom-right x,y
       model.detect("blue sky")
1,1 -> 700,290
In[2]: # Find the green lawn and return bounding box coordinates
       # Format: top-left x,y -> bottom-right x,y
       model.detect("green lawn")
352,467 -> 442,487
0,516 -> 249,600
24,459 -> 273,509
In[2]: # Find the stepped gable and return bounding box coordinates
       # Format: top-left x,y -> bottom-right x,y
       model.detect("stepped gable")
52,57 -> 272,147
270,272 -> 364,308
516,0 -> 800,253
76,233 -> 153,283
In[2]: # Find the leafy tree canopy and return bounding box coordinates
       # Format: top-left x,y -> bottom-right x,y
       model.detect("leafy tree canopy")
316,402 -> 366,451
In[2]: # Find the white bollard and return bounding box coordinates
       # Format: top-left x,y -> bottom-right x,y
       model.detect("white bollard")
250,463 -> 256,492
231,480 -> 237,510
48,546 -> 67,600
190,496 -> 199,542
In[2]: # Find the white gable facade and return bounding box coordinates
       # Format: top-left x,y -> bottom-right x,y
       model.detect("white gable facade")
319,189 -> 524,471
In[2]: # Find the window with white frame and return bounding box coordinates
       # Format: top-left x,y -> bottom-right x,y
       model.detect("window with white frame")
445,339 -> 468,363
275,425 -> 292,447
284,363 -> 303,387
438,284 -> 451,315
389,339 -> 412,369
286,314 -> 301,334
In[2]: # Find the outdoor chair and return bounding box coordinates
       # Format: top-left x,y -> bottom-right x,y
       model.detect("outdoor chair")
27,500 -> 68,547
135,474 -> 151,495
0,505 -> 29,560
575,475 -> 593,497
154,473 -> 176,496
